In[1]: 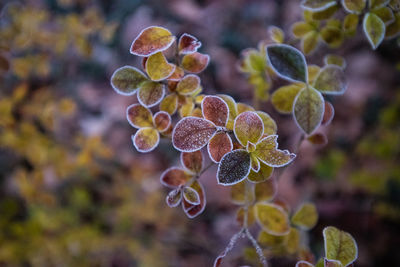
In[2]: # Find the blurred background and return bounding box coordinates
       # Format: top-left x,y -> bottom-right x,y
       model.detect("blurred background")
0,0 -> 399,266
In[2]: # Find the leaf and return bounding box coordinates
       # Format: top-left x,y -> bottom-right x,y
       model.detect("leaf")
258,230 -> 286,247
292,22 -> 315,38
160,167 -> 192,188
307,132 -> 328,145
137,81 -> 165,107
385,11 -> 400,39
324,259 -> 343,267
249,153 -> 260,172
253,135 -> 296,167
271,84 -> 304,114
313,65 -> 346,95
231,180 -> 255,205
254,177 -> 276,200
167,66 -> 185,81
343,14 -> 359,36
324,54 -> 347,69
181,150 -> 203,174
153,111 -> 171,132
256,111 -> 278,136
370,0 -> 390,9
183,186 -> 201,205
178,97 -> 195,118
302,31 -> 320,54
308,65 -> 321,84
182,180 -> 206,218
296,261 -> 315,267
217,149 -> 251,186
286,227 -> 301,254
301,0 -> 337,11
234,111 -> 264,147
130,26 -> 175,56
320,27 -> 344,48
311,4 -> 339,20
178,33 -> 201,54
323,226 -> 358,266
266,44 -> 308,83
291,202 -> 319,230
254,202 -> 291,236
248,161 -> 274,183
166,188 -> 182,207
132,127 -> 159,152
202,95 -> 229,127
181,52 -> 210,73
268,26 -> 285,43
207,132 -> 233,163
218,94 -> 238,130
145,52 -> 176,81
110,66 -> 148,95
372,6 -> 395,25
160,93 -> 178,115
363,12 -> 386,49
322,101 -> 335,125
293,86 -> 325,134
176,74 -> 200,95
126,104 -> 153,128
342,0 -> 367,14
172,117 -> 217,152
237,102 -> 255,114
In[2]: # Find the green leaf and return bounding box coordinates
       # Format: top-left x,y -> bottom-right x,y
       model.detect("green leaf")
369,0 -> 390,9
293,86 -> 325,134
343,14 -> 359,36
291,202 -> 319,230
320,27 -> 344,48
271,84 -> 304,114
342,0 -> 367,14
323,226 -> 358,266
313,65 -> 347,95
217,150 -> 251,186
301,31 -> 320,54
111,66 -> 148,95
385,11 -> 400,39
266,44 -> 308,83
301,0 -> 337,11
363,12 -> 386,49
324,54 -> 347,69
254,202 -> 290,236
372,6 -> 395,25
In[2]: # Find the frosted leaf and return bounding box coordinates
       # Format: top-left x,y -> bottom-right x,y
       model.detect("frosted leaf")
130,26 -> 175,56
172,117 -> 217,152
207,132 -> 233,163
183,186 -> 201,205
253,135 -> 296,167
126,104 -> 153,129
234,111 -> 264,147
202,95 -> 230,127
182,181 -> 206,218
166,188 -> 182,207
160,167 -> 192,188
132,128 -> 159,153
178,33 -> 202,54
153,111 -> 172,132
176,74 -> 200,95
180,150 -> 203,174
217,149 -> 251,186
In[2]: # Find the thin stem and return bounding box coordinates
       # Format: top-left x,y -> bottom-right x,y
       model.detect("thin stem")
245,228 -> 268,267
